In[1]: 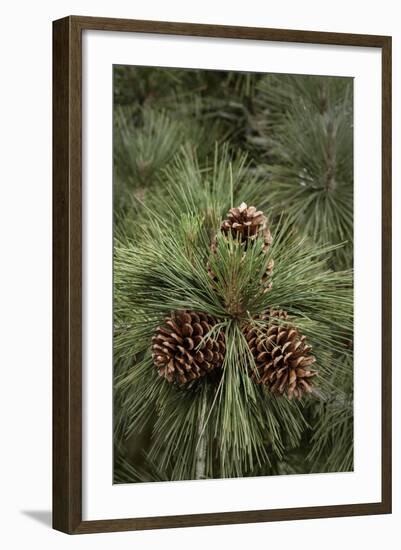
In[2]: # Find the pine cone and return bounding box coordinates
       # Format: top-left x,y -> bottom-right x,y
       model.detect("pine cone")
221,202 -> 272,251
208,202 -> 274,291
244,310 -> 317,399
152,310 -> 225,385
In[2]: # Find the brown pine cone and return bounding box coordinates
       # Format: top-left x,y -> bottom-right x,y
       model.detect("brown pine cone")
152,310 -> 225,385
208,202 -> 274,292
221,202 -> 272,251
244,310 -> 317,399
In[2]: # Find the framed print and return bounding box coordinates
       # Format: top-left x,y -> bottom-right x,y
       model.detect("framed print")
52,16 -> 392,534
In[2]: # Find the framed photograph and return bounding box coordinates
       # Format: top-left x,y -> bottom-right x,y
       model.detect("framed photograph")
53,16 -> 392,534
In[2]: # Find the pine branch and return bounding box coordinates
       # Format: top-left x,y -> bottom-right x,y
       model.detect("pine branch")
248,75 -> 353,270
113,69 -> 354,482
113,152 -> 353,481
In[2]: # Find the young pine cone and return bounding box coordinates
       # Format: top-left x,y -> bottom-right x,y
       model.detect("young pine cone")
208,202 -> 274,292
152,310 -> 225,385
244,310 -> 318,399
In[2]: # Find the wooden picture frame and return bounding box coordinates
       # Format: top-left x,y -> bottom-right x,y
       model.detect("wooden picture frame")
53,15 -> 392,534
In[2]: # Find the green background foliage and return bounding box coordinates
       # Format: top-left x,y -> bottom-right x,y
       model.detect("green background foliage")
113,65 -> 354,482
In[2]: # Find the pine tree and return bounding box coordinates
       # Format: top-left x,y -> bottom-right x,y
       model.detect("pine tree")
113,66 -> 354,482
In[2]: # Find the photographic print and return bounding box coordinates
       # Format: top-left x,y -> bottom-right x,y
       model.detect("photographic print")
52,17 -> 391,533
112,65 -> 354,484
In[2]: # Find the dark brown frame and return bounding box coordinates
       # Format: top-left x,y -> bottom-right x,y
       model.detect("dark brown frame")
53,15 -> 392,534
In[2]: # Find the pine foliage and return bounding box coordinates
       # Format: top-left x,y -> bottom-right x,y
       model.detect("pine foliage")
248,75 -> 353,270
113,66 -> 354,482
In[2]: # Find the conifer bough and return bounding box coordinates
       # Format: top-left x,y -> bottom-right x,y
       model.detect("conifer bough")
113,71 -> 354,480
